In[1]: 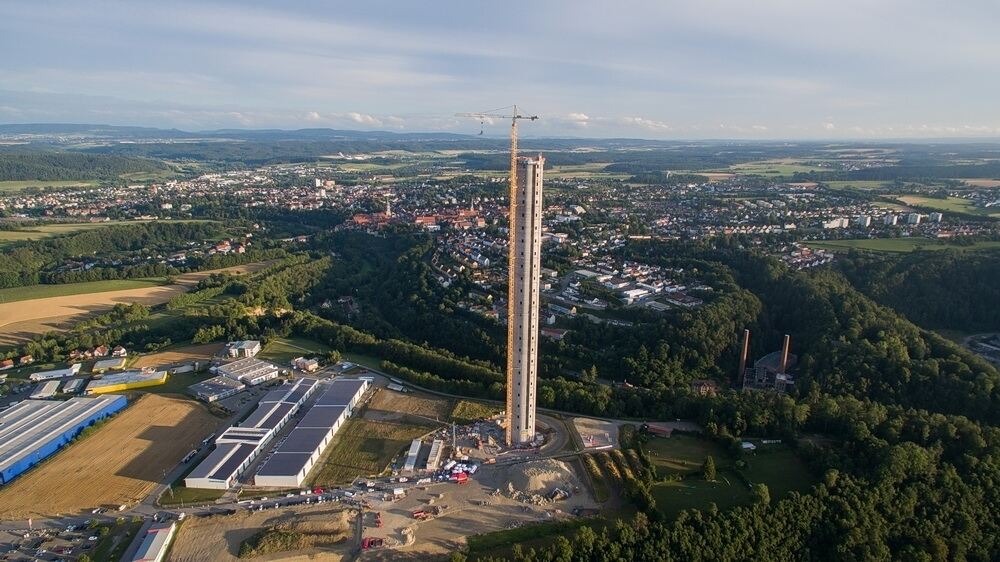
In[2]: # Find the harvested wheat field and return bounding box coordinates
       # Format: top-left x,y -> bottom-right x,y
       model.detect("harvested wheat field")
0,394 -> 225,519
0,262 -> 270,345
131,343 -> 225,369
169,505 -> 352,562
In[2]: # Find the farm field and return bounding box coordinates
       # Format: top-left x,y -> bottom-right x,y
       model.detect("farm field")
729,159 -> 829,175
957,178 -> 1000,188
0,262 -> 270,346
308,417 -> 433,486
0,394 -> 225,519
131,342 -> 225,369
258,336 -> 330,365
896,195 -> 1000,217
824,180 -> 890,190
806,238 -> 1000,253
0,278 -> 167,303
0,180 -> 97,191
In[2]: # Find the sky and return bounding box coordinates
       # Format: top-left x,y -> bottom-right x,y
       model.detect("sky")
1,0 -> 999,139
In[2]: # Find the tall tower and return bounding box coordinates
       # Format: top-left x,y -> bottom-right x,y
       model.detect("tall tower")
506,154 -> 545,446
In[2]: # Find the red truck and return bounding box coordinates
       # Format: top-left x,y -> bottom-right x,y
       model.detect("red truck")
362,537 -> 385,550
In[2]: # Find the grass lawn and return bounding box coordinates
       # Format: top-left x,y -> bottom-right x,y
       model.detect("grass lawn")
644,434 -> 729,477
308,417 -> 432,486
160,485 -> 225,506
341,351 -> 386,371
806,238 -> 1000,253
449,400 -> 500,424
0,278 -> 168,303
739,444 -> 814,500
651,470 -> 752,518
258,336 -> 331,365
91,519 -> 143,561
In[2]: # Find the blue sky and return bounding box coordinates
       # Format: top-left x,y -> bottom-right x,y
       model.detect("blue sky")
1,0 -> 999,139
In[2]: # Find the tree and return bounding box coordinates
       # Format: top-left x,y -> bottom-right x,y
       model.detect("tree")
751,483 -> 771,507
326,350 -> 342,364
78,555 -> 92,562
702,455 -> 717,481
580,365 -> 599,384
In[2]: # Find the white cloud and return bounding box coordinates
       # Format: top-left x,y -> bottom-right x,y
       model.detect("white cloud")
622,116 -> 672,131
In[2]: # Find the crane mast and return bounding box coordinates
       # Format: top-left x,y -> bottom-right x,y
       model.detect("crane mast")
455,106 -> 538,443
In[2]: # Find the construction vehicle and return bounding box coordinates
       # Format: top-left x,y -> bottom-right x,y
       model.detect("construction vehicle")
412,510 -> 429,520
361,537 -> 385,550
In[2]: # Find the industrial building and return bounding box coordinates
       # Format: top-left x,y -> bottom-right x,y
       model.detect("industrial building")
226,340 -> 262,358
187,375 -> 245,402
130,521 -> 176,562
741,332 -> 796,393
506,155 -> 545,445
217,357 -> 280,386
402,439 -> 422,473
29,363 -> 82,381
0,395 -> 127,485
93,357 -> 127,373
30,380 -> 61,399
85,370 -> 168,394
185,378 -> 318,489
61,378 -> 85,394
254,378 -> 370,488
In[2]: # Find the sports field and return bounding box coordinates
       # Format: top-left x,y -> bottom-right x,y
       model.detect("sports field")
0,394 -> 225,519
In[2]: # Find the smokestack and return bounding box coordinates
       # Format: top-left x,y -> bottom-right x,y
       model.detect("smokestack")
780,334 -> 791,374
737,329 -> 750,381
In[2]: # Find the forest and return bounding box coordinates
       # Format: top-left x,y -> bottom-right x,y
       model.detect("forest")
0,149 -> 170,180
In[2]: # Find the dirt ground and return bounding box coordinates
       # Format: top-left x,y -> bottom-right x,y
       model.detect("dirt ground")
572,418 -> 619,450
0,394 -> 225,519
360,462 -> 600,560
365,389 -> 451,424
131,343 -> 225,369
169,505 -> 352,562
0,263 -> 270,345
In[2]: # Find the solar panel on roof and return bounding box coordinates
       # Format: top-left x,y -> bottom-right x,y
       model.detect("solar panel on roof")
278,427 -> 328,453
209,443 -> 256,480
297,405 -> 346,428
256,452 -> 314,476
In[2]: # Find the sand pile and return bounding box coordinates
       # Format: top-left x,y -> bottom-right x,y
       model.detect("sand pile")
503,459 -> 580,496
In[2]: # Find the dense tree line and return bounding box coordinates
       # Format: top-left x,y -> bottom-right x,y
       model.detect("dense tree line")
0,150 -> 169,180
837,250 -> 1000,332
0,221 -> 233,288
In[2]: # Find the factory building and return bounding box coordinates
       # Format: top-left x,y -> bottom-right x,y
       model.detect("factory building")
130,521 -> 176,562
216,357 -> 280,386
506,155 -> 545,445
185,378 -> 317,489
226,340 -> 262,358
187,375 -> 246,403
61,378 -> 86,394
93,357 -> 127,373
254,378 -> 369,488
29,363 -> 82,381
0,395 -> 127,485
30,380 -> 61,399
85,370 -> 168,394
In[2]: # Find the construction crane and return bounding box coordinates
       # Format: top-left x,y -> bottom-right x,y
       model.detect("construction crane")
456,106 -> 538,444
